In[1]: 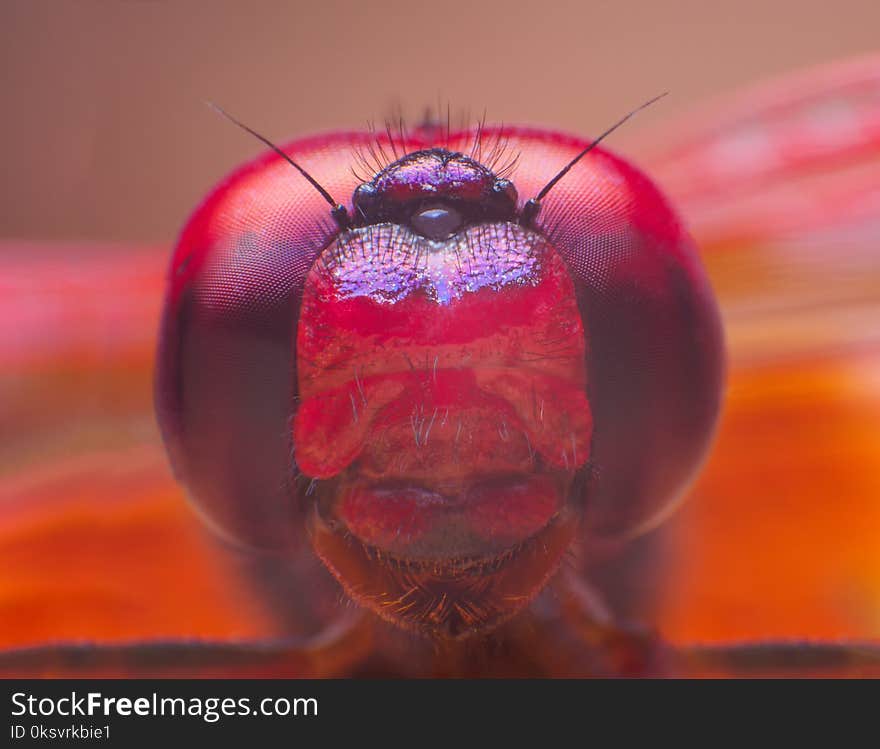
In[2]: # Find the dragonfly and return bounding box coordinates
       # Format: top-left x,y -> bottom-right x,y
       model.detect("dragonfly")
1,55 -> 879,677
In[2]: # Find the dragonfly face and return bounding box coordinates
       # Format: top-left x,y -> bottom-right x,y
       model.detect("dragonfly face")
155,123 -> 724,640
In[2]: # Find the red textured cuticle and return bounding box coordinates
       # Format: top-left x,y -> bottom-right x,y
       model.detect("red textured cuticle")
372,150 -> 494,205
336,474 -> 562,558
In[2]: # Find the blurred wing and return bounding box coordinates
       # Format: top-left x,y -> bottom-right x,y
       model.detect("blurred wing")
626,56 -> 880,650
0,243 -> 280,654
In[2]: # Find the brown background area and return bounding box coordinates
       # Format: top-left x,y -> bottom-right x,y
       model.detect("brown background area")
1,0 -> 878,244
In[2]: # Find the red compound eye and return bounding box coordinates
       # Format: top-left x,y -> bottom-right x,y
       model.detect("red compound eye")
156,124 -> 723,637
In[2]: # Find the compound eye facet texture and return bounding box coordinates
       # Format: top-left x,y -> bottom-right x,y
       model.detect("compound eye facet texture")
155,133 -> 372,549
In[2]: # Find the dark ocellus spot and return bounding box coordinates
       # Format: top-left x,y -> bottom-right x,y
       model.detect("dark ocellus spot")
410,205 -> 463,240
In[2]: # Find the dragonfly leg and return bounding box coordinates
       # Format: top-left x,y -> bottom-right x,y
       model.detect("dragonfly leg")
0,610 -> 374,678
552,570 -> 671,676
671,640 -> 880,677
498,570 -> 670,676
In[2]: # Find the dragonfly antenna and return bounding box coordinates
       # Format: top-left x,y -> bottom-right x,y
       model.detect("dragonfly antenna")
520,92 -> 669,227
206,101 -> 350,229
